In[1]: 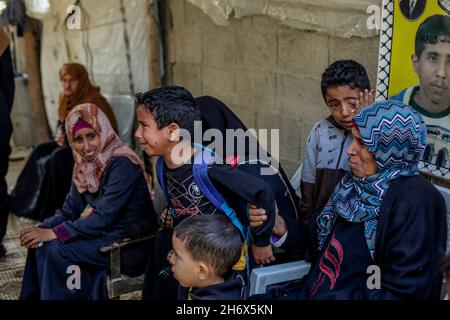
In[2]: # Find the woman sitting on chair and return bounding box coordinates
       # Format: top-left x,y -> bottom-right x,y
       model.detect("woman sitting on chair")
19,103 -> 157,300
9,63 -> 117,221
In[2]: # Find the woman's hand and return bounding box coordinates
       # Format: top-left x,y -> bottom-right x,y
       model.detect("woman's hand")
249,203 -> 286,237
19,227 -> 57,249
55,127 -> 66,147
249,205 -> 267,228
272,212 -> 287,237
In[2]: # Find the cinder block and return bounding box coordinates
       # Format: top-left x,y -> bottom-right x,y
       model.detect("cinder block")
280,158 -> 302,179
278,29 -> 329,77
299,120 -> 319,163
172,1 -> 222,65
276,73 -> 328,122
235,71 -> 277,114
280,116 -> 302,163
172,62 -> 203,97
202,23 -> 236,69
184,0 -> 216,30
256,113 -> 302,163
174,29 -> 202,65
236,24 -> 277,72
241,15 -> 280,34
202,66 -> 235,103
167,0 -> 185,32
328,36 -> 380,88
230,105 -> 257,129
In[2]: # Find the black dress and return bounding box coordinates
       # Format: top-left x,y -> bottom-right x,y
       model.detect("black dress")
0,46 -> 14,243
9,138 -> 74,221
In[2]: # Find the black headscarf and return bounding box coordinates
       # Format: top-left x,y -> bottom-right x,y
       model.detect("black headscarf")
196,95 -> 263,159
195,96 -> 301,237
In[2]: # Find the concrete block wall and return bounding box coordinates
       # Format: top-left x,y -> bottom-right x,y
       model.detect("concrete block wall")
163,0 -> 380,177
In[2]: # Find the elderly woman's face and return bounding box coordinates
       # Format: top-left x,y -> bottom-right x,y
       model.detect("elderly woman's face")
73,128 -> 101,162
348,126 -> 377,178
61,74 -> 80,97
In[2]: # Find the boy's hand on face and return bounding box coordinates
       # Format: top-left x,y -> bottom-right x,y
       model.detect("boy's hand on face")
356,89 -> 375,112
252,244 -> 275,265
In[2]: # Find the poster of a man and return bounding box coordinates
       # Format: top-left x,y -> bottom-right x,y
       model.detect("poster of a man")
393,15 -> 449,114
399,0 -> 428,20
379,1 -> 449,184
391,14 -> 449,181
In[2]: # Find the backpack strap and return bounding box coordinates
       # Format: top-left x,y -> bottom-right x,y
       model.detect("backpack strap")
192,147 -> 246,240
156,156 -> 178,219
157,146 -> 247,241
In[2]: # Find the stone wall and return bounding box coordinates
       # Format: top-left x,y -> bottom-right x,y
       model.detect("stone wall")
162,0 -> 380,176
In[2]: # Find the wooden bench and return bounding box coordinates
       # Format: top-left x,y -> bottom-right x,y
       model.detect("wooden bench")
100,233 -> 155,299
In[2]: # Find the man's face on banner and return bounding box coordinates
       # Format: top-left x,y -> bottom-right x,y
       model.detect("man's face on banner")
412,39 -> 450,112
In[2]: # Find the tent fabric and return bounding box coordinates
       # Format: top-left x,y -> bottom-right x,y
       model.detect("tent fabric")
27,0 -> 152,133
187,0 -> 382,38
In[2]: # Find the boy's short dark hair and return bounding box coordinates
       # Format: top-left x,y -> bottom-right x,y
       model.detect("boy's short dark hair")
174,215 -> 242,277
415,14 -> 450,58
135,86 -> 200,136
320,60 -> 371,100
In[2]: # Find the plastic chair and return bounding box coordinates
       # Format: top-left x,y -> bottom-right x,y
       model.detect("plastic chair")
104,94 -> 136,148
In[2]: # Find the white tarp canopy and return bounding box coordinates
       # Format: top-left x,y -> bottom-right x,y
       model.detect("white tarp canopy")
187,0 -> 382,38
26,0 -> 152,132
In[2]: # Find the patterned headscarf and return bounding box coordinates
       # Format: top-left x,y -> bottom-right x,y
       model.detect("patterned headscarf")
316,100 -> 426,259
66,103 -> 146,194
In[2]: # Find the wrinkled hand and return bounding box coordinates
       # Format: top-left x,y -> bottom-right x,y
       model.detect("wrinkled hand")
87,207 -> 95,216
252,244 -> 275,265
355,89 -> 375,112
273,212 -> 287,237
19,227 -> 57,249
249,204 -> 267,228
55,128 -> 66,148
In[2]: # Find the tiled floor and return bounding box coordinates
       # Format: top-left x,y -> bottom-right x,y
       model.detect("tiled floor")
0,215 -> 35,300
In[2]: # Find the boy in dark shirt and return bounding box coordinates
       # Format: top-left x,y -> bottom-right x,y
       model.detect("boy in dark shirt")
169,214 -> 245,300
135,86 -> 276,299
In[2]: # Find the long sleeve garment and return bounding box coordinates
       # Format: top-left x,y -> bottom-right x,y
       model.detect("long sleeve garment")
40,156 -> 157,242
163,161 -> 276,247
20,156 -> 157,300
300,175 -> 447,300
